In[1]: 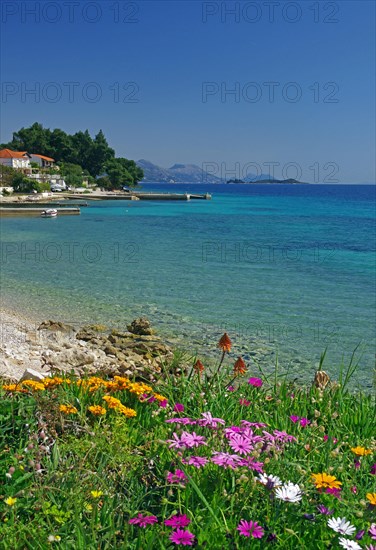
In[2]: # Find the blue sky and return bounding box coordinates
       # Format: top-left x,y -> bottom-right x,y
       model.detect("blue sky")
0,0 -> 375,182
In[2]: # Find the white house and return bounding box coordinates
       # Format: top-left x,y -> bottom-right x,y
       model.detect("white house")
29,153 -> 55,168
0,149 -> 31,171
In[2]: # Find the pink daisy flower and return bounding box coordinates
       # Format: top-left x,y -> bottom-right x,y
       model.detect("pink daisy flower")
174,403 -> 185,412
166,433 -> 187,450
238,457 -> 264,472
169,528 -> 195,546
198,411 -> 225,428
181,431 -> 207,448
248,377 -> 263,387
237,519 -> 264,538
165,514 -> 191,529
182,456 -> 209,468
165,418 -> 197,425
228,433 -> 252,455
166,469 -> 187,484
129,513 -> 158,527
211,452 -> 242,469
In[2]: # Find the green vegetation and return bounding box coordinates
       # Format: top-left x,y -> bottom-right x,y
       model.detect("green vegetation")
1,123 -> 143,189
0,336 -> 375,549
0,165 -> 50,194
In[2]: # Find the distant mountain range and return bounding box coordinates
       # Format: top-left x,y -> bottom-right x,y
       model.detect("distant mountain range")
137,160 -> 307,184
137,159 -> 222,184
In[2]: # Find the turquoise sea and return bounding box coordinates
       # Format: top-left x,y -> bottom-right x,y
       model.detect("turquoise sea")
1,184 -> 375,388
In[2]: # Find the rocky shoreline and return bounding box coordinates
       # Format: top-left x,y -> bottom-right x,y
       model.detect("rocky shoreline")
0,310 -> 182,383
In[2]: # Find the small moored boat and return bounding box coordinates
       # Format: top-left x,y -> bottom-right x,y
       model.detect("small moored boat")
41,209 -> 58,218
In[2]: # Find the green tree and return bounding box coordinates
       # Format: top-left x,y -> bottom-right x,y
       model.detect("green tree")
9,122 -> 52,155
0,165 -> 18,186
87,130 -> 115,177
1,124 -> 143,183
104,158 -> 135,189
96,176 -> 113,190
11,173 -> 39,193
59,163 -> 84,187
49,129 -> 74,163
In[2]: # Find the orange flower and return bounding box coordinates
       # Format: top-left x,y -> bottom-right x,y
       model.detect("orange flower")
88,405 -> 107,416
351,446 -> 372,456
218,333 -> 232,353
59,404 -> 78,415
193,359 -> 204,374
311,472 -> 342,489
233,357 -> 246,376
366,493 -> 376,506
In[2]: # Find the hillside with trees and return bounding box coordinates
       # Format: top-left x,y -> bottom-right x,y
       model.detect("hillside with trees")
0,123 -> 143,189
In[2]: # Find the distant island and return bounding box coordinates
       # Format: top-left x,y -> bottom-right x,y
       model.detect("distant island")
137,160 -> 310,184
136,159 -> 222,184
226,178 -> 309,184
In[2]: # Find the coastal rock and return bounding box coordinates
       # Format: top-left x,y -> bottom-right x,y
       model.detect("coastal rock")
20,368 -> 46,382
76,325 -> 108,342
38,320 -> 74,333
42,348 -> 97,371
127,318 -> 155,336
0,313 -> 180,383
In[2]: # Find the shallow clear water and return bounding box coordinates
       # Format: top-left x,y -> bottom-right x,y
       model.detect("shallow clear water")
1,184 -> 375,387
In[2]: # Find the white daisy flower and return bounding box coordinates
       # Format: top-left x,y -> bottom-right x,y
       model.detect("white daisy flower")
327,517 -> 356,536
338,538 -> 362,550
257,473 -> 282,487
275,481 -> 303,502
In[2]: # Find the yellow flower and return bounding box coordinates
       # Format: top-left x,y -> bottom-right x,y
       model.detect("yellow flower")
2,384 -> 19,392
351,446 -> 372,456
84,503 -> 93,512
59,404 -> 78,415
311,472 -> 342,489
153,393 -> 168,402
88,405 -> 107,416
117,405 -> 137,418
90,491 -> 103,499
21,380 -> 45,391
43,377 -> 64,388
366,493 -> 376,505
102,395 -> 122,408
128,382 -> 152,396
5,497 -> 17,506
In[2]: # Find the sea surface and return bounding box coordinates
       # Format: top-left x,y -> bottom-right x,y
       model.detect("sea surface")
1,184 -> 375,388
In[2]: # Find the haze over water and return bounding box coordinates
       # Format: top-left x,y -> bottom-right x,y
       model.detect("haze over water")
1,183 -> 375,388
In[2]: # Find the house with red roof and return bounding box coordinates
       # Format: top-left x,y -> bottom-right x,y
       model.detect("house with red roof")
0,149 -> 31,171
29,153 -> 55,169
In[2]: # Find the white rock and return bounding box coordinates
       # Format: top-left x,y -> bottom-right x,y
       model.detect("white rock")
20,368 -> 46,382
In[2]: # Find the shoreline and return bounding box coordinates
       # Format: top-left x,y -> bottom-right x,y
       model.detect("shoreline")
0,305 -> 374,392
0,306 -> 177,383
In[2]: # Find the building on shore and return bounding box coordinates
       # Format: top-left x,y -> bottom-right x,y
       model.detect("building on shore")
0,149 -> 31,172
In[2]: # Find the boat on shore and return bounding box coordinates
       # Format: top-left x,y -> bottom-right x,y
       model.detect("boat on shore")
41,209 -> 58,218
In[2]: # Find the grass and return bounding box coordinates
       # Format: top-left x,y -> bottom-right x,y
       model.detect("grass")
0,335 -> 375,549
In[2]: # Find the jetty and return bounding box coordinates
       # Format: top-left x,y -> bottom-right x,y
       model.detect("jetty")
0,201 -> 87,208
65,192 -> 211,201
0,207 -> 81,216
